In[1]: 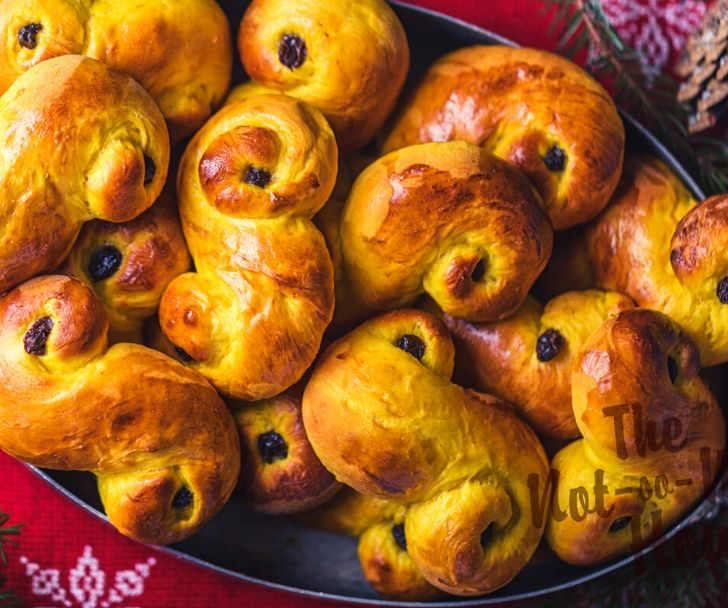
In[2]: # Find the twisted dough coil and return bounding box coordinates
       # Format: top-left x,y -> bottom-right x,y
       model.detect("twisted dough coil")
546,309 -> 725,564
61,191 -> 190,344
239,0 -> 409,151
383,45 -> 625,230
0,0 -> 232,141
340,140 -> 553,323
302,309 -> 550,596
158,93 -> 336,400
0,275 -> 240,545
0,55 -> 169,294
438,290 -> 635,440
587,156 -> 728,366
300,487 -> 440,600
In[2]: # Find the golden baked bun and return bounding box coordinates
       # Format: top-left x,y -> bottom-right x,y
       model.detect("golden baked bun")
0,275 -> 240,545
231,388 -> 340,514
383,46 -> 625,230
587,156 -> 728,366
299,487 -> 440,600
0,55 -> 168,294
340,141 -> 553,322
61,191 -> 190,344
439,290 -> 635,440
0,0 -> 231,140
546,309 -> 725,564
158,93 -> 336,400
239,0 -> 409,150
302,309 -> 550,596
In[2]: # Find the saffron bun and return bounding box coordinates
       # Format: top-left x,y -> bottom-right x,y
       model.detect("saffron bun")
0,55 -> 168,294
0,0 -> 232,140
158,93 -> 336,400
239,0 -> 409,150
302,309 -> 550,595
546,309 -> 725,564
383,45 -> 625,230
0,275 -> 240,545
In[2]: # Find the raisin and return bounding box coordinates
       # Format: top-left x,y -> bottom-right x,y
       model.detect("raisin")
87,245 -> 122,282
143,155 -> 156,186
24,316 -> 54,356
391,523 -> 407,551
543,145 -> 567,172
172,487 -> 194,510
536,328 -> 566,362
257,431 -> 288,464
471,259 -> 485,282
18,23 -> 42,49
609,516 -> 631,533
244,166 -> 272,188
395,334 -> 425,360
717,277 -> 728,304
668,356 -> 678,384
278,34 -> 307,69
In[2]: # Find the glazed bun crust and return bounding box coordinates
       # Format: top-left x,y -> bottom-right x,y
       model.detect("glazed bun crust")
232,389 -> 340,514
0,0 -> 232,140
441,290 -> 634,440
384,46 -> 625,230
341,141 -> 553,322
588,156 -> 728,366
303,309 -> 550,596
159,93 -> 336,400
0,275 -> 240,545
62,191 -> 190,344
547,309 -> 725,564
0,55 -> 168,294
239,0 -> 409,150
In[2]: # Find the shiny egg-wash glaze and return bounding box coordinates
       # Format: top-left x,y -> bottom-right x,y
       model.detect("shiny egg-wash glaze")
0,55 -> 168,294
438,290 -> 634,440
159,93 -> 336,400
547,309 -> 725,564
239,0 -> 410,151
303,309 -> 550,596
0,275 -> 240,545
62,191 -> 190,344
341,141 -> 553,322
383,46 -> 625,230
300,487 -> 441,600
0,0 -> 232,141
231,388 -> 340,514
587,156 -> 728,366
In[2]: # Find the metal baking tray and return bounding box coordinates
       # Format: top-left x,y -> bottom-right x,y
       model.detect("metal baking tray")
28,1 -> 728,605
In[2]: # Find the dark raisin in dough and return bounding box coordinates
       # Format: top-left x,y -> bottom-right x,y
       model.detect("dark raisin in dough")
18,23 -> 42,49
172,487 -> 194,510
536,328 -> 566,362
24,316 -> 54,356
543,145 -> 567,172
244,166 -> 272,188
87,245 -> 122,282
395,334 -> 425,360
257,431 -> 288,464
391,523 -> 407,551
278,34 -> 307,69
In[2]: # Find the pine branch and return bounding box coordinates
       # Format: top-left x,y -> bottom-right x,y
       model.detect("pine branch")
0,511 -> 21,607
546,0 -> 728,194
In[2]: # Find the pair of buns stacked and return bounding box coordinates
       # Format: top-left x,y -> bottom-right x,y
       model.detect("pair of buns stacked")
0,0 -> 723,601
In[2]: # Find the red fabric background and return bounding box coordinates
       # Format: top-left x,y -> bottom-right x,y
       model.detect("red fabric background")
0,1 -> 712,607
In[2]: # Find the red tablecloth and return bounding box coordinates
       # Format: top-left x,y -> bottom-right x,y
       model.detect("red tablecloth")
0,1 -> 712,607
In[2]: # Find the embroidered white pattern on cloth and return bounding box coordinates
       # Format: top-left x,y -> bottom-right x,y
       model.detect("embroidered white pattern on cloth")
602,0 -> 708,74
19,545 -> 156,608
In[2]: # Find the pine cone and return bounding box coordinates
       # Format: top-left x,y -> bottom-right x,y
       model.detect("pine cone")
677,0 -> 728,134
